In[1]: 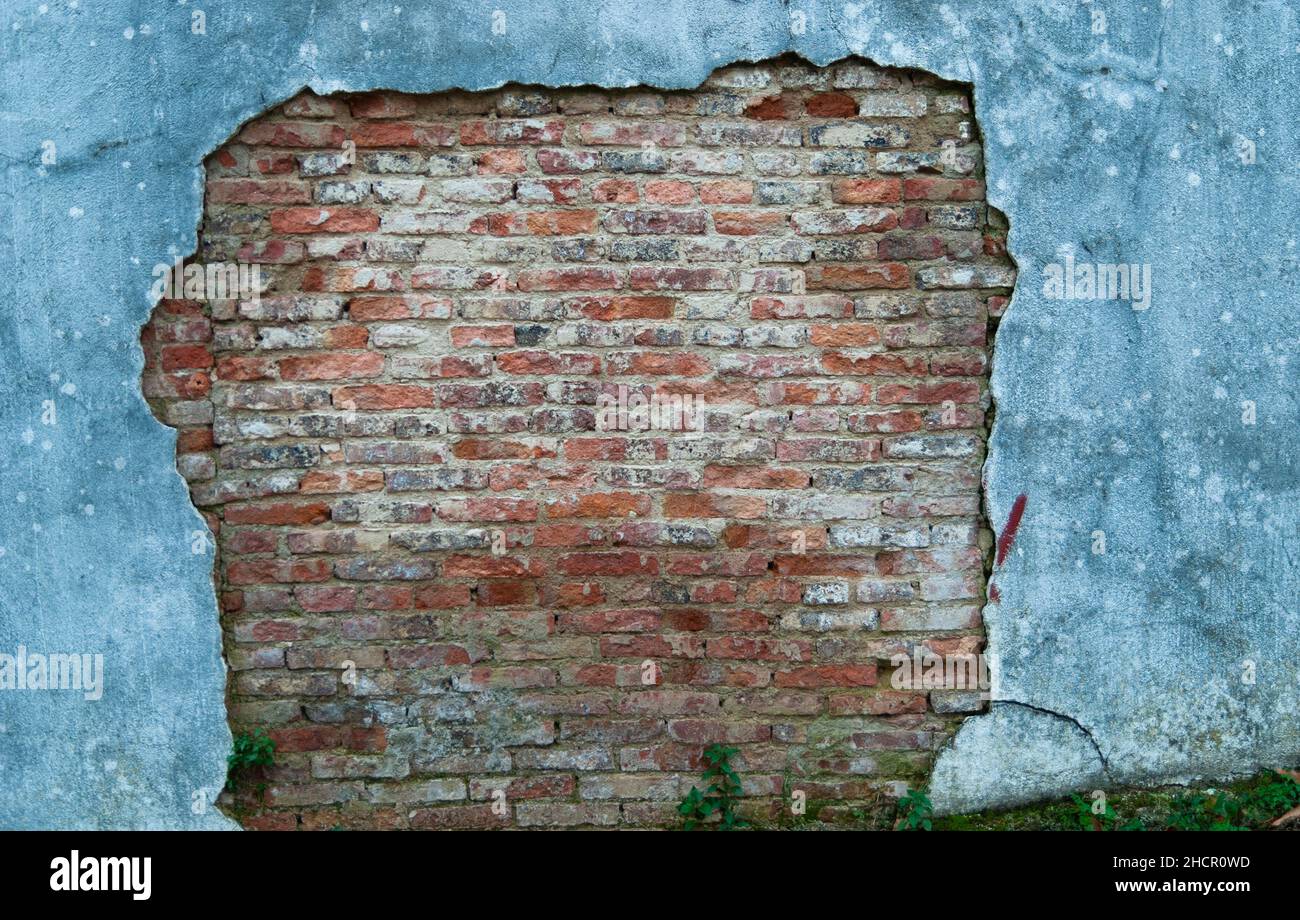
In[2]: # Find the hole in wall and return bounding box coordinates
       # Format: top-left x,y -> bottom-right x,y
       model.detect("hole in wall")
140,53 -> 1016,829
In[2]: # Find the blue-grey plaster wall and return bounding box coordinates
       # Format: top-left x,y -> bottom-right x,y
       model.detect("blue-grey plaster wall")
1,0 -> 1295,827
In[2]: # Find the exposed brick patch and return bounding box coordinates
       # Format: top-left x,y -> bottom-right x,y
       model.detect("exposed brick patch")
141,55 -> 1014,830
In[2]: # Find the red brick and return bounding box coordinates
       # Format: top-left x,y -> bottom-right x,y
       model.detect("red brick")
142,60 -> 1011,833
832,178 -> 902,204
332,384 -> 436,410
805,91 -> 858,117
774,665 -> 878,688
239,122 -> 346,147
279,353 -> 384,380
349,92 -> 418,119
270,207 -> 380,234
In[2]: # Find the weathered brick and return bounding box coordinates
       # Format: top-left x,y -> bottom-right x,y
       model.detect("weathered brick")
142,57 -> 1011,832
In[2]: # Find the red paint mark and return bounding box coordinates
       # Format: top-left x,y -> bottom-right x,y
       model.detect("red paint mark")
988,583 -> 1001,603
995,493 -> 1028,567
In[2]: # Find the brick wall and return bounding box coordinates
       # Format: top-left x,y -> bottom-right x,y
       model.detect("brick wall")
141,55 -> 1015,830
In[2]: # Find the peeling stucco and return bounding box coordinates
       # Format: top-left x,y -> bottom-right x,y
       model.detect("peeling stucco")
1,0 -> 1296,827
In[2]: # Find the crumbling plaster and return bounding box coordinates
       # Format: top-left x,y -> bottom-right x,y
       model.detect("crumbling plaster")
0,0 -> 1295,827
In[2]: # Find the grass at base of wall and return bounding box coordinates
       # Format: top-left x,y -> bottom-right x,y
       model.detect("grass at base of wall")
932,770 -> 1300,832
733,770 -> 1300,831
